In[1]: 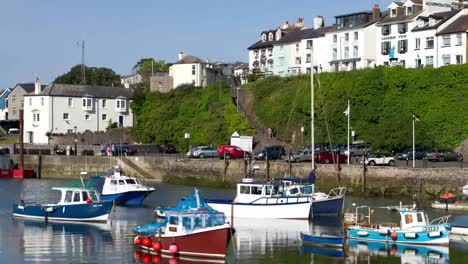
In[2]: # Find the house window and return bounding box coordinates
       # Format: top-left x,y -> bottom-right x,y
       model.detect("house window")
426,56 -> 434,66
101,114 -> 107,121
381,41 -> 391,55
116,100 -> 120,108
333,48 -> 337,60
353,45 -> 358,58
345,33 -> 349,42
13,95 -> 16,102
261,34 -> 267,42
254,51 -> 259,58
33,113 -> 40,122
406,6 -> 412,15
40,97 -> 44,106
415,38 -> 420,50
102,99 -> 107,108
267,48 -> 273,56
85,114 -> 90,120
354,32 -> 358,41
344,47 -> 349,59
63,113 -> 69,120
398,39 -> 408,53
442,35 -> 451,47
333,35 -> 337,44
442,54 -> 450,65
398,23 -> 407,34
295,57 -> 301,65
306,54 -> 311,63
306,40 -> 312,49
456,55 -> 463,64
192,65 -> 196,75
456,34 -> 462,45
13,108 -> 16,115
306,67 -> 311,74
82,98 -> 92,107
268,33 -> 273,41
68,98 -> 73,107
391,9 -> 397,17
29,98 -> 32,106
426,37 -> 434,49
382,25 -> 391,36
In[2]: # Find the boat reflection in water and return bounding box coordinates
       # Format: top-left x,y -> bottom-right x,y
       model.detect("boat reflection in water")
231,217 -> 310,256
134,250 -> 227,264
301,216 -> 345,258
347,240 -> 449,264
13,219 -> 114,262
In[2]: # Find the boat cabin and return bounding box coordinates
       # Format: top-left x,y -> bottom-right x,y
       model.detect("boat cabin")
399,210 -> 429,229
102,174 -> 144,193
236,178 -> 281,203
52,187 -> 99,205
164,211 -> 224,235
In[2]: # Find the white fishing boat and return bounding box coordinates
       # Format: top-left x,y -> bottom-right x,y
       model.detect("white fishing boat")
207,178 -> 312,219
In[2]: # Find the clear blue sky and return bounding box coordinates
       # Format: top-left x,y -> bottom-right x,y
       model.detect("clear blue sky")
0,0 -> 390,88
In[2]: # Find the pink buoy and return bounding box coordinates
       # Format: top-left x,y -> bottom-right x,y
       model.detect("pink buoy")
169,243 -> 179,255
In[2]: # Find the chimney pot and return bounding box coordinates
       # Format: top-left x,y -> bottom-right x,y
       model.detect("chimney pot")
178,52 -> 185,60
373,4 -> 381,21
34,78 -> 41,95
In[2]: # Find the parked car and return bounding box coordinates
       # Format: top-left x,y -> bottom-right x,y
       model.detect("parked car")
192,147 -> 217,159
284,149 -> 312,163
364,153 -> 395,166
8,128 -> 19,134
159,143 -> 177,153
112,143 -> 136,156
254,145 -> 286,160
348,142 -> 372,157
315,151 -> 347,164
426,148 -> 463,162
217,145 -> 249,159
187,146 -> 208,158
397,147 -> 428,160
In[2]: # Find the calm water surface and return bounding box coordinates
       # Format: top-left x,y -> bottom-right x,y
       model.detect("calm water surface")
1,179 -> 468,263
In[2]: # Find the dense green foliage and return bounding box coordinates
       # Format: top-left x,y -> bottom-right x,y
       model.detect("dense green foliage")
54,65 -> 120,86
133,58 -> 169,82
131,81 -> 254,150
246,65 -> 468,151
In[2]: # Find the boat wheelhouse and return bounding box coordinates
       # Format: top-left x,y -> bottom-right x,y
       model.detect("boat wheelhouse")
12,187 -> 113,223
348,205 -> 451,245
207,178 -> 312,219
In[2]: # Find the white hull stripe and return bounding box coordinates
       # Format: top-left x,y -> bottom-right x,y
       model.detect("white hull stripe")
13,213 -> 109,222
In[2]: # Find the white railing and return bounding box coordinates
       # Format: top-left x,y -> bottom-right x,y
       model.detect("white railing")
430,215 -> 450,225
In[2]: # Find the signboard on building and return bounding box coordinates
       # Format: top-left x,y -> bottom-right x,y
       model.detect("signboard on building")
230,132 -> 253,153
424,0 -> 453,12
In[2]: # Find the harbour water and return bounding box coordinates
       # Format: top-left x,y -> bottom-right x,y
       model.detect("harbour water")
1,179 -> 468,263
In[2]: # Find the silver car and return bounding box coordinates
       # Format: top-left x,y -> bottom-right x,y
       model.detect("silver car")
284,149 -> 312,163
192,147 -> 218,159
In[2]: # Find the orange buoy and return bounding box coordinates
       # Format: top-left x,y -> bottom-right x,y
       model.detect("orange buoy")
391,232 -> 397,240
153,241 -> 162,252
390,244 -> 397,254
134,236 -> 142,245
142,237 -> 152,247
169,243 -> 179,255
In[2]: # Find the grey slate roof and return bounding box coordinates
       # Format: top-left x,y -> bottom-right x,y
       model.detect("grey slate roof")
14,83 -> 46,93
377,10 -> 422,25
304,25 -> 336,38
412,10 -> 459,32
437,14 -> 468,35
174,55 -> 207,64
248,40 -> 276,50
276,28 -> 313,44
32,83 -> 133,99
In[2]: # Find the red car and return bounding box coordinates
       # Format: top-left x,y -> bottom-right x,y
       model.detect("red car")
314,151 -> 347,164
217,145 -> 249,159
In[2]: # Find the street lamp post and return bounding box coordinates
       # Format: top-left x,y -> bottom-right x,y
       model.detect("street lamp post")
236,87 -> 240,113
300,125 -> 304,147
74,126 -> 77,156
184,133 -> 190,153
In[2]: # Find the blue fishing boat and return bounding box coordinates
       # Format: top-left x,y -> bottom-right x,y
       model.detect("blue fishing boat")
12,187 -> 113,223
87,167 -> 155,206
347,205 -> 451,245
300,232 -> 344,248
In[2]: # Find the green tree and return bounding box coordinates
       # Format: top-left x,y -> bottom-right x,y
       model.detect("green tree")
133,58 -> 169,82
54,65 -> 121,86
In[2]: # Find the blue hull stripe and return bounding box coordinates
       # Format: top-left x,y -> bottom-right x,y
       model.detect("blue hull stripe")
348,227 -> 449,245
312,197 -> 343,215
12,202 -> 113,221
100,190 -> 153,205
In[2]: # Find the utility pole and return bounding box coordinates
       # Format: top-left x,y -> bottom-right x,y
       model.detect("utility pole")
311,63 -> 315,171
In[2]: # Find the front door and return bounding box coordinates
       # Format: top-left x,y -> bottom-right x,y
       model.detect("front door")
119,115 -> 124,127
27,132 -> 33,143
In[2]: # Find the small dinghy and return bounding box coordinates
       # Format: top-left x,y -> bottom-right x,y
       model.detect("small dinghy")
300,232 -> 344,248
12,187 -> 113,223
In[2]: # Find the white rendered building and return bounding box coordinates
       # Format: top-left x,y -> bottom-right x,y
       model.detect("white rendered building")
435,8 -> 468,66
169,52 -> 217,88
23,82 -> 133,144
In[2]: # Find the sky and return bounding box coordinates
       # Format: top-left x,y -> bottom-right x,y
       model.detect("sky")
0,0 -> 391,88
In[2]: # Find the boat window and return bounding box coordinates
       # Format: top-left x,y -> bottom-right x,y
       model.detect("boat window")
299,187 -> 305,194
304,186 -> 313,194
110,180 -> 117,185
251,186 -> 262,195
82,191 -> 89,201
169,216 -> 179,225
265,185 -> 273,195
289,188 -> 299,195
119,180 -> 125,185
73,191 -> 81,202
64,191 -> 73,203
89,191 -> 98,201
240,185 -> 250,194
405,214 -> 413,224
417,213 -> 423,223
126,179 -> 136,184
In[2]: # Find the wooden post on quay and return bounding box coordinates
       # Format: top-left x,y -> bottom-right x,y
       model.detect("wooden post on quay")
266,152 -> 270,181
362,154 -> 367,193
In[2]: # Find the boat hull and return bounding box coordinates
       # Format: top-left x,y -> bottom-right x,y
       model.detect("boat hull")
136,225 -> 232,259
207,199 -> 311,219
300,232 -> 343,248
12,201 -> 113,223
431,201 -> 468,211
451,226 -> 468,236
101,190 -> 154,206
348,226 -> 450,245
312,196 -> 344,215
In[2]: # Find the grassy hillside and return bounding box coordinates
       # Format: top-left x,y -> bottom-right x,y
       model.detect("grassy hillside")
246,65 -> 468,151
131,82 -> 254,150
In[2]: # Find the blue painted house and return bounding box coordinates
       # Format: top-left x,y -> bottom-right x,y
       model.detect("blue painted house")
0,88 -> 11,120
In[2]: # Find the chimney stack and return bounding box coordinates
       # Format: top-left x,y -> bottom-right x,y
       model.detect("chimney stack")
295,17 -> 304,29
282,21 -> 290,29
373,4 -> 381,21
34,78 -> 41,95
314,16 -> 325,30
178,52 -> 185,60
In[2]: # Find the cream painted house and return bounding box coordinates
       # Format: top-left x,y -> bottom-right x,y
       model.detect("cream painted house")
169,52 -> 218,89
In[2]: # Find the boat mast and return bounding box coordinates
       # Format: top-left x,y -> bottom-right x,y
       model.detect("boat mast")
311,64 -> 315,171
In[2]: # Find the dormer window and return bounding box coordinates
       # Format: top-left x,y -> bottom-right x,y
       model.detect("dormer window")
268,33 -> 274,41
406,6 -> 412,15
391,9 -> 397,17
261,34 -> 267,42
429,18 -> 436,27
